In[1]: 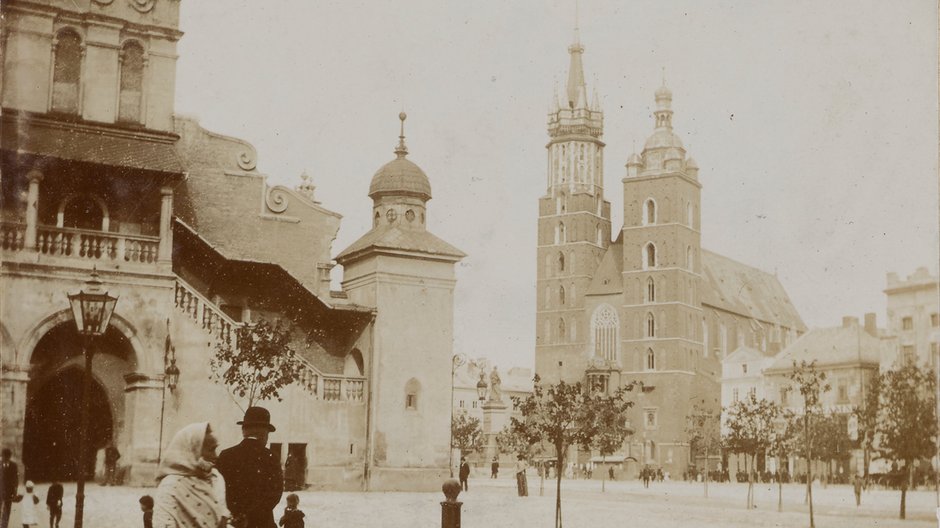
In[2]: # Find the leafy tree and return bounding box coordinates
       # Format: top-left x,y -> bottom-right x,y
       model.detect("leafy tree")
686,402 -> 721,498
767,409 -> 798,512
788,359 -> 830,528
723,393 -> 777,509
591,394 -> 635,492
814,413 -> 852,486
451,412 -> 483,457
210,317 -> 301,409
512,375 -> 638,528
877,364 -> 937,520
853,372 -> 881,479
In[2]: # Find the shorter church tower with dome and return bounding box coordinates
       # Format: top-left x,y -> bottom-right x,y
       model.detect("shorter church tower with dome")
337,113 -> 465,490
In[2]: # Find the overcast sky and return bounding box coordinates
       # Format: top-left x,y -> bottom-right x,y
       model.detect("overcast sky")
175,1 -> 938,370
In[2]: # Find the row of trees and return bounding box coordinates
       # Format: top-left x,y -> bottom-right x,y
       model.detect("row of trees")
706,360 -> 937,524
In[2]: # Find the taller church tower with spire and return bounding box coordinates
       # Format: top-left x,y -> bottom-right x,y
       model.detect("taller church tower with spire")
535,27 -> 612,383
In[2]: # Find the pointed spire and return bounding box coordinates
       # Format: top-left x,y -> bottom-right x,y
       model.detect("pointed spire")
566,3 -> 586,109
394,112 -> 408,159
591,76 -> 600,111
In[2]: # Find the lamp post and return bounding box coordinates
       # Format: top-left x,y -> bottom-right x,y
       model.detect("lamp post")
157,323 -> 181,465
67,269 -> 118,528
450,354 -> 467,477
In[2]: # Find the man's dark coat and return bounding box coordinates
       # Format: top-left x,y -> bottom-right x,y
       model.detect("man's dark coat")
217,438 -> 283,528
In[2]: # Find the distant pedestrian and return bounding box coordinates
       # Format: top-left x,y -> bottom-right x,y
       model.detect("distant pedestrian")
18,481 -> 39,528
278,493 -> 304,528
515,457 -> 528,497
491,457 -> 499,479
608,466 -> 615,481
1,448 -> 18,528
104,442 -> 121,486
217,406 -> 283,528
139,495 -> 154,528
284,454 -> 303,492
852,474 -> 862,507
46,482 -> 63,528
458,458 -> 470,491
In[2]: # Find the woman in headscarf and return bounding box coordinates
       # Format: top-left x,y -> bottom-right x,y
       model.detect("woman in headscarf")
153,422 -> 229,528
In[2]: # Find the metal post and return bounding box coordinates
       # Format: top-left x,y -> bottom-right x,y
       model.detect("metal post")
74,336 -> 94,528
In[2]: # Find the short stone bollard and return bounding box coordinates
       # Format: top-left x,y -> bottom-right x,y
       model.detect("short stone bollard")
441,478 -> 463,528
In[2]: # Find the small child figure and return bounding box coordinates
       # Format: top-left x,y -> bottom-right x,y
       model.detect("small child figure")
278,493 -> 305,528
19,481 -> 40,528
46,482 -> 63,528
139,495 -> 154,528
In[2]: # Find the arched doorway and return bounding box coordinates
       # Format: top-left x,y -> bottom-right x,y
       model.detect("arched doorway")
22,321 -> 136,481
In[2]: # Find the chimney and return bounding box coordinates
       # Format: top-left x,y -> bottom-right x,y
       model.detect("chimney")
842,316 -> 859,328
864,313 -> 877,337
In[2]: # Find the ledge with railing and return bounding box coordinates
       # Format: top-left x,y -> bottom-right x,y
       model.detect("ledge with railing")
174,278 -> 366,403
1,222 -> 162,265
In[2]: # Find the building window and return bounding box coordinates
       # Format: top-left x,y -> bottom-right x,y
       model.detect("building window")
643,199 -> 657,225
901,345 -> 915,365
732,388 -> 739,402
931,313 -> 939,327
837,382 -> 848,403
52,29 -> 82,114
591,304 -> 619,361
558,252 -> 565,272
472,400 -> 478,409
646,313 -> 656,338
780,387 -> 788,406
118,41 -> 144,123
643,242 -> 657,270
644,409 -> 658,429
559,285 -> 566,305
404,378 -> 420,410
556,222 -> 566,244
748,387 -> 756,400
459,400 -> 465,408
647,277 -> 655,303
646,348 -> 655,370
742,364 -> 748,375
558,318 -> 566,341
902,317 -> 913,331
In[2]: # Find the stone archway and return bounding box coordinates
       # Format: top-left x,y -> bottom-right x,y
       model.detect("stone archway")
21,320 -> 137,482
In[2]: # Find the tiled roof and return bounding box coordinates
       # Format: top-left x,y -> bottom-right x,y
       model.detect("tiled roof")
700,249 -> 806,331
336,225 -> 465,263
766,325 -> 882,372
1,110 -> 185,174
586,234 -> 624,295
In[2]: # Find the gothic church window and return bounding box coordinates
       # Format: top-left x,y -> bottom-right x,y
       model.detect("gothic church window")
556,222 -> 566,244
558,252 -> 565,272
643,199 -> 657,225
591,304 -> 619,362
643,243 -> 657,270
647,277 -> 655,303
646,313 -> 656,338
646,349 -> 656,370
52,29 -> 82,114
558,318 -> 567,341
118,41 -> 145,123
559,286 -> 566,305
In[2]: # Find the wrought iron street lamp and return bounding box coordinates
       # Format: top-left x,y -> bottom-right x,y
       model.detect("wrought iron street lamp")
476,370 -> 488,401
165,358 -> 180,391
67,269 -> 118,528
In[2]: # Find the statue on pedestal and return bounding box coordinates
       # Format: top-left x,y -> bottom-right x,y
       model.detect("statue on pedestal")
488,366 -> 502,403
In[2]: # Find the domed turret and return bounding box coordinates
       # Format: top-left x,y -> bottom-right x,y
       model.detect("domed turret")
368,113 -> 432,201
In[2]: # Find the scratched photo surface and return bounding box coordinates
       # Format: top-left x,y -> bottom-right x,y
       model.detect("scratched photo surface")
0,1 -> 937,527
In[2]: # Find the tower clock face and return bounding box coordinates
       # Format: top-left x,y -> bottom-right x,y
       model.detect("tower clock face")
386,209 -> 398,223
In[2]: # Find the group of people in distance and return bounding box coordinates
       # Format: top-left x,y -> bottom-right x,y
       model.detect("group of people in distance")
457,455 -> 528,497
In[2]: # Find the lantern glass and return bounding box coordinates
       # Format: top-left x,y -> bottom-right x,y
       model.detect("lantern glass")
68,271 -> 118,336
165,361 -> 181,390
476,380 -> 487,401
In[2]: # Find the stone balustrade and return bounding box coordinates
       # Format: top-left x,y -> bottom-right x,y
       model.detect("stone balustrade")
0,222 -> 160,264
173,277 -> 366,402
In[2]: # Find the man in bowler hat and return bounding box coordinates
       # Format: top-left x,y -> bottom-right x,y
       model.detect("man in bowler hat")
216,407 -> 283,528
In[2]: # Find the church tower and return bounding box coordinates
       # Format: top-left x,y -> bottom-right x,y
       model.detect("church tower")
620,83 -> 711,472
535,26 -> 612,383
337,113 -> 465,491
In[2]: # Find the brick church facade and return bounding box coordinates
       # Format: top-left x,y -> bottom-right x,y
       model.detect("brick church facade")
534,29 -> 805,478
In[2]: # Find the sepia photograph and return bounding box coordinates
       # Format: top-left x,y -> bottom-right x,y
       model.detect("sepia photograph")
0,1 -> 938,527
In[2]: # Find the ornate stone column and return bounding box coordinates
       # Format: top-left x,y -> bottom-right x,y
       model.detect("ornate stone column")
158,187 -> 173,262
24,170 -> 43,250
122,372 -> 164,485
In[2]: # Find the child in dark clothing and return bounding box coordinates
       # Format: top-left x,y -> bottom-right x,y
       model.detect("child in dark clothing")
139,495 -> 154,528
278,493 -> 305,528
46,482 -> 63,528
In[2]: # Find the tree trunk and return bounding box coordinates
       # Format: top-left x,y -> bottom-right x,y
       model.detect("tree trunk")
806,413 -> 815,528
704,438 -> 710,498
900,461 -> 910,520
777,455 -> 783,513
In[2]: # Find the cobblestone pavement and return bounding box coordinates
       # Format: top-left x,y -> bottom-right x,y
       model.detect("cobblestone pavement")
6,476 -> 937,527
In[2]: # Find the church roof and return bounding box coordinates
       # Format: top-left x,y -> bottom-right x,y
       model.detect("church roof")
336,224 -> 466,263
765,325 -> 881,373
583,241 -> 805,331
700,250 -> 806,332
586,234 -> 624,295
